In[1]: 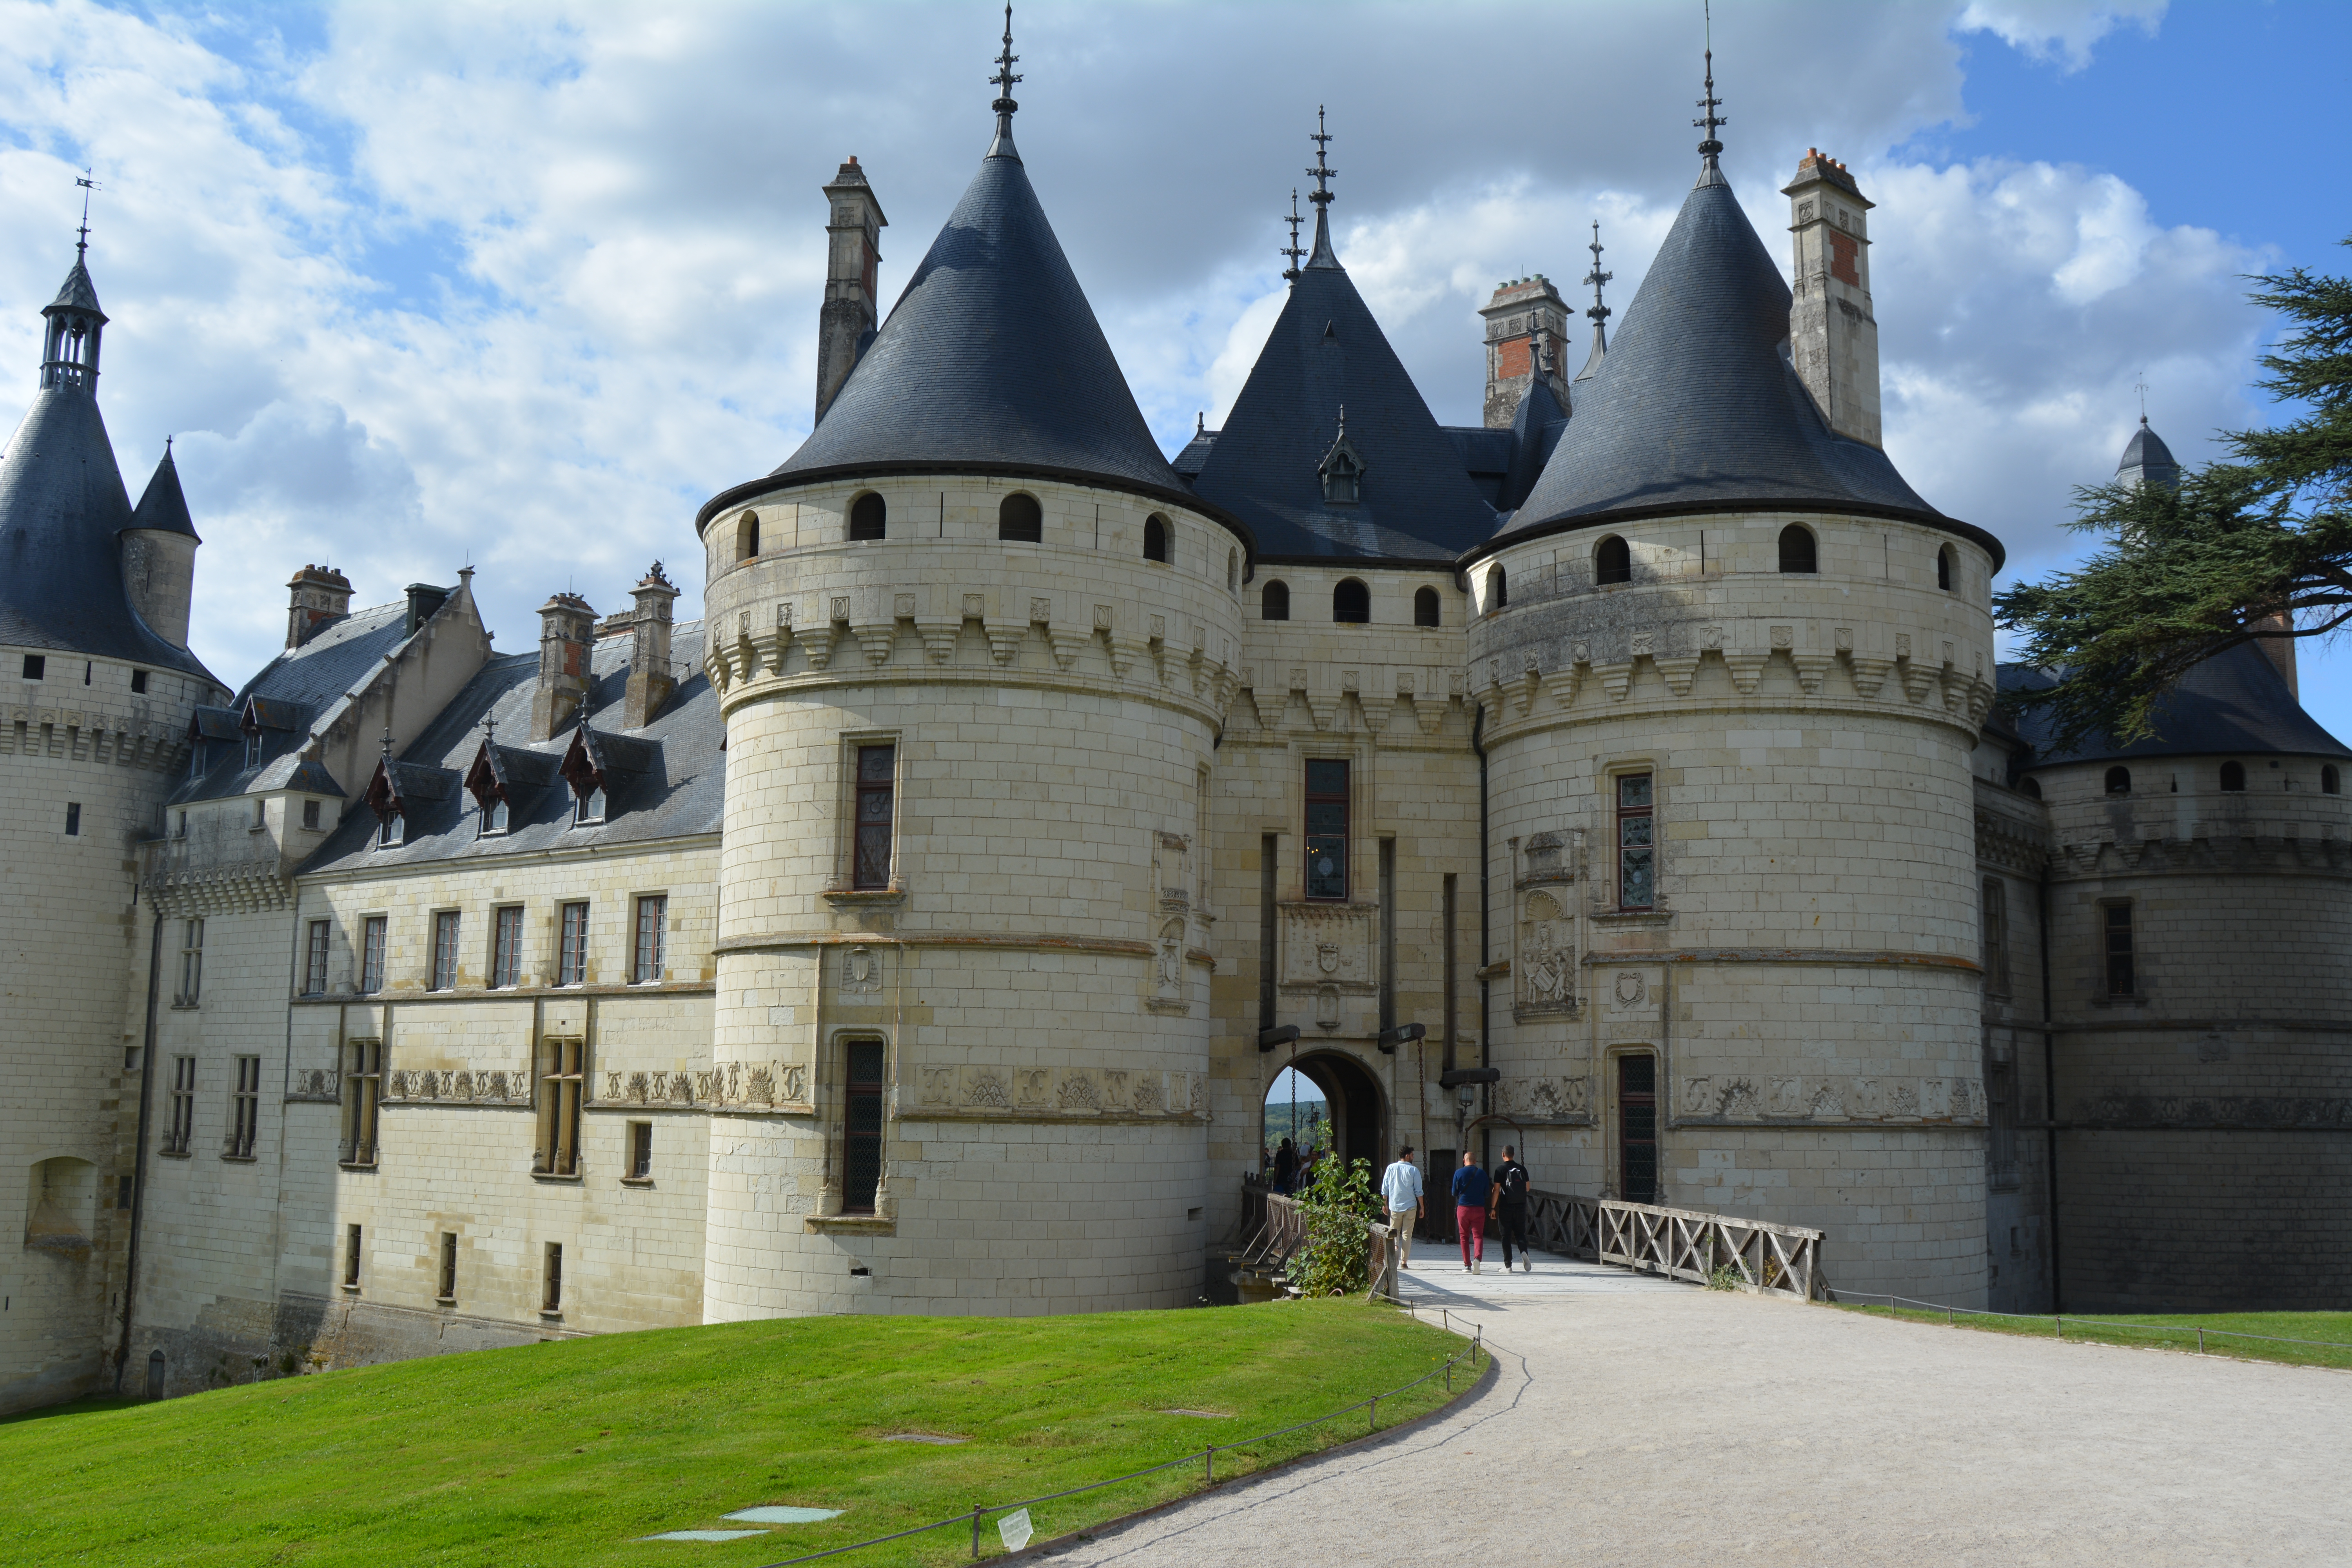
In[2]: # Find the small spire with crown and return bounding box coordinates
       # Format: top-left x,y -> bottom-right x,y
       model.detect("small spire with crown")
1583,220 -> 1612,349
988,3 -> 1022,158
1693,0 -> 1728,183
1305,107 -> 1339,266
1281,188 -> 1305,281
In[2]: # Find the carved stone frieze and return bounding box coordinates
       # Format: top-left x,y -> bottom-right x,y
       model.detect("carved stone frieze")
1675,1073 -> 1983,1125
1278,902 -> 1375,993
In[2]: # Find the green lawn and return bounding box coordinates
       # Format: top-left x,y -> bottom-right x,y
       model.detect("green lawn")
0,1299 -> 1466,1568
1843,1303 -> 2352,1371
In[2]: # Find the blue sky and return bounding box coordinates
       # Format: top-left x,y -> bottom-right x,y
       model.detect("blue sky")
1,0 -> 2345,735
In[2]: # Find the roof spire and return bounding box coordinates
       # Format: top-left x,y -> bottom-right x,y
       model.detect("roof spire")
2136,369 -> 2149,425
1281,189 -> 1305,281
988,3 -> 1022,159
1583,220 -> 1612,351
1305,107 -> 1339,267
1693,0 -> 1728,183
74,169 -> 96,260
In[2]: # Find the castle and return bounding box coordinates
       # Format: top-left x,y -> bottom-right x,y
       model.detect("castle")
5,37 -> 2346,1412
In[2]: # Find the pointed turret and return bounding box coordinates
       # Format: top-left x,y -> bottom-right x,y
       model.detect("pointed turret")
0,245 -> 214,679
122,440 -> 201,649
762,4 -> 1181,502
2117,417 -> 2180,491
1191,113 -> 1496,560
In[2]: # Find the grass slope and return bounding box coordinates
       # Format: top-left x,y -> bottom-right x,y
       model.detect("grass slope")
1845,1305 -> 2352,1370
0,1300 -> 1462,1568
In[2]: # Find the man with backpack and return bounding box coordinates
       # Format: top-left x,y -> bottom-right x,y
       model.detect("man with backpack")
1493,1145 -> 1534,1273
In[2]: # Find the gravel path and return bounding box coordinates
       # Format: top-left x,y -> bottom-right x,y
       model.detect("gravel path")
1039,1253 -> 2352,1566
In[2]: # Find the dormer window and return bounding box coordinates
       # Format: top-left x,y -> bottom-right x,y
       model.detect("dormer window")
482,798 -> 510,837
245,733 -> 263,768
1318,408 -> 1366,507
575,787 -> 606,826
376,811 -> 404,849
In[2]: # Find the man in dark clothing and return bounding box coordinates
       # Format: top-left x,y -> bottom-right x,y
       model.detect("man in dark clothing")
1493,1145 -> 1534,1273
1451,1152 -> 1492,1274
1272,1138 -> 1296,1195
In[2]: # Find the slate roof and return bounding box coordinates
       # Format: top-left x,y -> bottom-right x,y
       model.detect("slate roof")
738,133 -> 1192,517
1494,168 -> 1998,567
303,622 -> 722,874
2001,642 -> 2352,768
130,443 -> 198,538
1189,225 -> 1499,563
1445,426 -> 1514,508
2116,418 -> 2180,490
0,383 -> 217,680
47,258 -> 103,316
168,603 -> 411,805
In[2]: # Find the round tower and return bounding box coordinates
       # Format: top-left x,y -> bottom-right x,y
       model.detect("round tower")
693,45 -> 1249,1318
0,241 -> 223,1413
1463,135 -> 2002,1305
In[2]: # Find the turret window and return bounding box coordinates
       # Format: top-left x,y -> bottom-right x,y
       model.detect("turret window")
998,493 -> 1043,543
1778,525 -> 1817,574
2220,760 -> 2246,792
737,510 -> 760,561
1143,514 -> 1170,563
1617,774 -> 1655,910
1333,578 -> 1370,624
2325,765 -> 2341,796
1487,564 -> 1508,610
131,670 -> 148,694
1414,586 -> 1441,626
21,655 -> 44,680
1595,535 -> 1632,584
1262,580 -> 1290,621
2104,766 -> 2131,796
1937,546 -> 1955,592
853,744 -> 897,890
2102,903 -> 2136,995
848,492 -> 886,541
1227,550 -> 1239,593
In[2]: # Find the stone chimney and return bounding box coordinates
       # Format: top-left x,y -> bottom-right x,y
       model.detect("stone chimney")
816,156 -> 888,426
1784,149 -> 1883,449
1479,276 -> 1572,429
622,562 -> 681,729
530,592 -> 597,741
285,564 -> 353,649
404,582 -> 451,637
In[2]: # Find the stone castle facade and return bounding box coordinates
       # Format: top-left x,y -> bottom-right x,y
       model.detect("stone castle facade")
5,57 -> 2345,1412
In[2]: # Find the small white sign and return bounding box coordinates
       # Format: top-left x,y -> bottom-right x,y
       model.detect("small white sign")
998,1507 -> 1034,1552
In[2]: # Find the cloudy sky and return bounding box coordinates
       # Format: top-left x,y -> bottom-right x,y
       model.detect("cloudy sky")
2,0 -> 2345,730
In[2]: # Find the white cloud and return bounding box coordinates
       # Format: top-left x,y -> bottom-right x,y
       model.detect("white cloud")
1956,0 -> 2167,72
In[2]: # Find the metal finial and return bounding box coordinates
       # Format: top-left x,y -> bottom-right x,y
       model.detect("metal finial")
1584,220 -> 1613,343
1281,189 -> 1305,281
1307,105 -> 1336,210
481,709 -> 496,745
74,169 -> 98,258
2136,371 -> 2149,423
991,3 -> 1022,132
1694,0 -> 1727,168
380,723 -> 394,761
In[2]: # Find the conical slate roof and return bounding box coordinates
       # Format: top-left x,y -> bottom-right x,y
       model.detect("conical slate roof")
0,387 -> 211,677
1190,239 -> 1497,561
131,443 -> 200,538
763,140 -> 1184,501
47,257 -> 104,317
2003,642 -> 2351,767
2117,418 -> 2180,490
1497,172 -> 1987,562
1499,370 -> 1567,513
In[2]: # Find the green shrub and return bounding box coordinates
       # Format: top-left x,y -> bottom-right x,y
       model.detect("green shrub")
1289,1156 -> 1380,1296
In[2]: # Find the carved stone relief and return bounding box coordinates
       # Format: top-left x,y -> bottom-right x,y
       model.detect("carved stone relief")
1675,1074 -> 1986,1124
840,945 -> 883,995
1515,890 -> 1575,1018
1279,902 -> 1374,992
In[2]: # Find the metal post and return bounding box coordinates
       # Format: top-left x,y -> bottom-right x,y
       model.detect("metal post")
1205,1445 -> 1214,1482
1368,1396 -> 1377,1433
2054,1314 -> 2062,1339
971,1503 -> 983,1559
1948,1305 -> 1955,1326
2197,1327 -> 2205,1355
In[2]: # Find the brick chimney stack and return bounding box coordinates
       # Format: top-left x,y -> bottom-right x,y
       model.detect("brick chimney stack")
1783,149 -> 1884,449
285,564 -> 353,649
1479,275 -> 1572,429
816,156 -> 888,426
622,562 -> 681,730
530,592 -> 597,741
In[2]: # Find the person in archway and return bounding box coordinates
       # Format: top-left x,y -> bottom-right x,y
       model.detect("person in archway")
1272,1137 -> 1297,1195
1494,1145 -> 1534,1273
1452,1151 -> 1491,1274
1381,1145 -> 1425,1270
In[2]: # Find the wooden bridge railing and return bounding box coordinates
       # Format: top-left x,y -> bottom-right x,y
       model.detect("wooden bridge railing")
1516,1188 -> 1829,1302
1234,1180 -> 1396,1298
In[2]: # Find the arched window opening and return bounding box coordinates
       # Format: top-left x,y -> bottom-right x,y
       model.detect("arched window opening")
1778,525 -> 1817,574
2022,777 -> 2043,800
1595,535 -> 1632,585
1143,514 -> 1170,563
2324,764 -> 2341,796
1413,586 -> 1440,627
848,492 -> 886,541
1487,564 -> 1508,610
1262,580 -> 1290,621
737,510 -> 760,562
2104,766 -> 2131,796
1937,546 -> 1955,592
2220,760 -> 2246,792
1227,549 -> 1239,593
998,492 -> 1043,543
1333,578 -> 1370,624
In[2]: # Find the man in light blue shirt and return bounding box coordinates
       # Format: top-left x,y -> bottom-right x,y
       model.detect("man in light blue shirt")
1380,1146 -> 1426,1270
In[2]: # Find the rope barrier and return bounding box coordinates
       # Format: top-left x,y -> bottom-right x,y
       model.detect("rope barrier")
750,1304 -> 1487,1567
